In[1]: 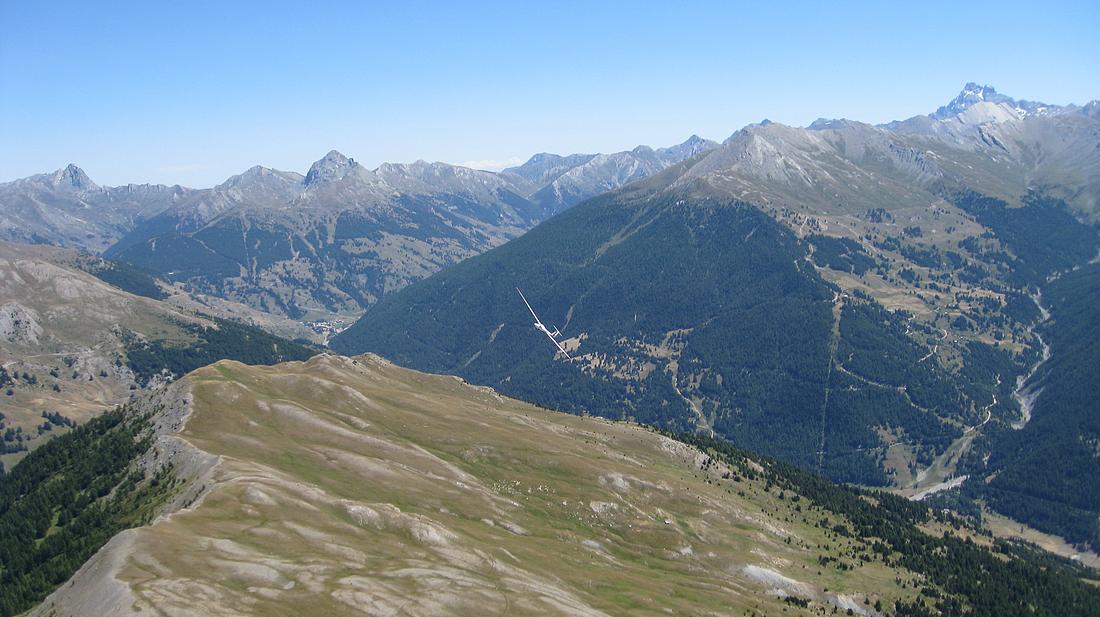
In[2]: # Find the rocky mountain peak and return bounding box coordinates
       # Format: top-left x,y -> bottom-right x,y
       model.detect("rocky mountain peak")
240,164 -> 271,177
657,134 -> 720,160
523,152 -> 560,166
49,164 -> 97,192
216,166 -> 304,195
933,83 -> 1020,119
304,150 -> 358,186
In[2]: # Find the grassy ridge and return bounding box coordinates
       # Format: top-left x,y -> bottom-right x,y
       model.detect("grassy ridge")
5,356 -> 1099,615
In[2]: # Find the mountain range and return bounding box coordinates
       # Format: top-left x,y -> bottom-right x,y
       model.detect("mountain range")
3,83 -> 1100,607
0,138 -> 717,321
502,135 -> 719,216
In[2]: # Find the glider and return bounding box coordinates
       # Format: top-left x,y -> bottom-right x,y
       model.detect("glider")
516,287 -> 570,357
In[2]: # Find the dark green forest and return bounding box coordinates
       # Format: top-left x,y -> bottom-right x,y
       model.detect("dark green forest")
124,316 -> 315,385
965,263 -> 1100,547
951,191 -> 1099,286
77,256 -> 169,300
0,407 -> 173,616
808,234 -> 877,275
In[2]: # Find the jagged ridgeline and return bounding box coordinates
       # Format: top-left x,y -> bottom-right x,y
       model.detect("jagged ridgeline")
332,192 -> 992,486
1,136 -> 720,322
4,357 -> 1099,616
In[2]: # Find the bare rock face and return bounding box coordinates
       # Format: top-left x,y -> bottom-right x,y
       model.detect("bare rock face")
0,301 -> 42,345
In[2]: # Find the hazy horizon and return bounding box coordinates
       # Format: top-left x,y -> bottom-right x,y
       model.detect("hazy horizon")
2,0 -> 1098,187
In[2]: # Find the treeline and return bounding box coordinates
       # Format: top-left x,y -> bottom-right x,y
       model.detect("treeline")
0,407 -> 172,616
951,191 -> 1099,286
124,316 -> 316,385
77,256 -> 169,300
674,432 -> 1100,617
0,412 -> 28,456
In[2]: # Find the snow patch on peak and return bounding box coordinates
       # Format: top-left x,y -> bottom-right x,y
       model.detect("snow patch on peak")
931,83 -> 1065,121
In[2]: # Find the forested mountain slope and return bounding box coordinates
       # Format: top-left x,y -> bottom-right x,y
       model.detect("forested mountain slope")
333,184 -> 990,487
962,263 -> 1100,548
334,85 -> 1100,548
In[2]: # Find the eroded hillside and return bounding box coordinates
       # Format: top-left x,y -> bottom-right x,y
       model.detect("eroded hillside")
0,241 -> 313,468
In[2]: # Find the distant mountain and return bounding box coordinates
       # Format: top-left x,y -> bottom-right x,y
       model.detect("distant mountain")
0,165 -> 189,252
104,151 -> 540,319
930,82 -> 1072,120
3,137 -> 712,318
877,89 -> 1100,217
333,84 -> 1100,547
689,94 -> 1100,219
503,135 -> 719,215
498,152 -> 598,188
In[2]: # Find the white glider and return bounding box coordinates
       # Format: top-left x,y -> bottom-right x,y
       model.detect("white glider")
516,287 -> 570,358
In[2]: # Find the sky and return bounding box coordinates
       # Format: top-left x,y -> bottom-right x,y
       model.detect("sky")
1,1 -> 1098,187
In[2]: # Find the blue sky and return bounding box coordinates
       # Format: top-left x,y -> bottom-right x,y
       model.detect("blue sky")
2,1 -> 1097,187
